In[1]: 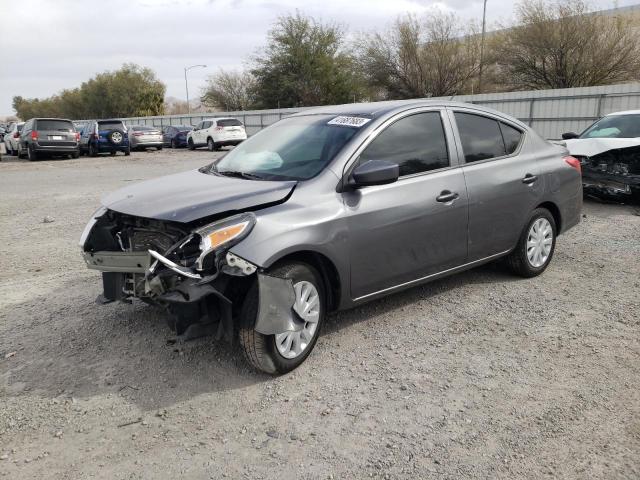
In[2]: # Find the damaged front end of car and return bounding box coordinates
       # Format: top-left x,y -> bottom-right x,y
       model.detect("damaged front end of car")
576,145 -> 640,202
80,208 -> 291,341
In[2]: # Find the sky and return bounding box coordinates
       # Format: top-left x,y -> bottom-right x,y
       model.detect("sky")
0,0 -> 636,117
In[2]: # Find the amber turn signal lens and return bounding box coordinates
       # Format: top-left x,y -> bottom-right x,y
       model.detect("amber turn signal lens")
206,223 -> 247,249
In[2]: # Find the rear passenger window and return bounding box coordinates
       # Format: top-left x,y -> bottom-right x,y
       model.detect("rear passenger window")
454,112 -> 505,162
359,112 -> 449,176
499,122 -> 523,154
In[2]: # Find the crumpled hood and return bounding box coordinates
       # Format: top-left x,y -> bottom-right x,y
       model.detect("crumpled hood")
102,169 -> 297,223
564,137 -> 640,157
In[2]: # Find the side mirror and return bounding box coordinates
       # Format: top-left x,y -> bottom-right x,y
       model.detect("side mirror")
349,160 -> 399,189
562,132 -> 579,140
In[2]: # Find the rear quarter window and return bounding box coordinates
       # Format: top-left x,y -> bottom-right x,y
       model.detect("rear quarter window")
499,122 -> 523,154
36,120 -> 74,132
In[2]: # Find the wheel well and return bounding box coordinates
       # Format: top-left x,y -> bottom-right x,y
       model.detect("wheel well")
270,251 -> 341,312
537,201 -> 562,233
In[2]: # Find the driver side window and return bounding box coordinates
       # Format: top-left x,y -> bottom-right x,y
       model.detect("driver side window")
359,112 -> 449,177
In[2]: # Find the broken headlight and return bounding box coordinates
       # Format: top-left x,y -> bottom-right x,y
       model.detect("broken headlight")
194,212 -> 256,271
79,206 -> 107,250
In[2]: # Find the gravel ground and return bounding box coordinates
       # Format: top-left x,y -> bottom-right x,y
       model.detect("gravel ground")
1,149 -> 639,480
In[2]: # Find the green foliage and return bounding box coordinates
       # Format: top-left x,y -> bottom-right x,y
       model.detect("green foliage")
12,64 -> 165,120
250,12 -> 366,108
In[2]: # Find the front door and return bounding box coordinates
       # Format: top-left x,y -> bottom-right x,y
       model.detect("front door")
344,110 -> 469,300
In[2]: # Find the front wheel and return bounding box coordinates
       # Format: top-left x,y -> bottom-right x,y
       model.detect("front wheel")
207,138 -> 215,151
239,262 -> 325,375
124,147 -> 131,156
188,139 -> 195,150
505,208 -> 556,278
170,139 -> 176,149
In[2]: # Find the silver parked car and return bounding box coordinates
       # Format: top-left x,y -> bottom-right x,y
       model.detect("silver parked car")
80,100 -> 582,374
128,125 -> 163,151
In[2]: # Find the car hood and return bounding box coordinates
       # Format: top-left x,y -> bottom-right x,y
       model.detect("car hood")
564,137 -> 640,157
102,169 -> 297,223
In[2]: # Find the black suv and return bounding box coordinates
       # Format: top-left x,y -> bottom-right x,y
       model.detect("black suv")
18,118 -> 80,160
80,120 -> 131,156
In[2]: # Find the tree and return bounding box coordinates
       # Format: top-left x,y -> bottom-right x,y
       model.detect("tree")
356,11 -> 481,99
201,69 -> 257,111
12,64 -> 165,120
250,12 -> 366,108
496,0 -> 640,89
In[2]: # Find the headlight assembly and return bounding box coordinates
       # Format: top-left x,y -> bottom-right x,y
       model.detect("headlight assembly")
194,212 -> 256,271
79,206 -> 108,250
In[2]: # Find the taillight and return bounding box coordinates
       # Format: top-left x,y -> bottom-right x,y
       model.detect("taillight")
75,132 -> 80,141
31,130 -> 38,141
564,155 -> 581,174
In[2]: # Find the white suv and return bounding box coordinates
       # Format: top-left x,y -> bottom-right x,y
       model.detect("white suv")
3,122 -> 24,156
187,118 -> 248,151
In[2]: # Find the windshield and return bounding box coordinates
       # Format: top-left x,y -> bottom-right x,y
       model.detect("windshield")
580,114 -> 640,139
210,115 -> 361,181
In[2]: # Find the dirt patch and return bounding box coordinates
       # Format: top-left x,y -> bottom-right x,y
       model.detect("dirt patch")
1,149 -> 639,479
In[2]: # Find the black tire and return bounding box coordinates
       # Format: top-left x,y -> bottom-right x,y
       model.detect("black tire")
157,146 -> 163,151
188,138 -> 195,150
89,142 -> 98,157
110,151 -> 116,156
505,208 -> 557,278
170,139 -> 176,149
72,151 -> 80,159
239,262 -> 325,375
124,147 -> 131,156
27,145 -> 37,161
207,137 -> 215,151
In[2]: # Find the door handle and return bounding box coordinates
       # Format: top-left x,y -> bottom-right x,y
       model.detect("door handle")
522,173 -> 538,184
436,190 -> 459,203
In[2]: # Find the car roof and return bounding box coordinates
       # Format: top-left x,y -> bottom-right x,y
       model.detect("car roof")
605,110 -> 640,116
290,99 -> 511,119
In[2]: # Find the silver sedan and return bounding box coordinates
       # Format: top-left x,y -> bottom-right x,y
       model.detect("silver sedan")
128,126 -> 163,151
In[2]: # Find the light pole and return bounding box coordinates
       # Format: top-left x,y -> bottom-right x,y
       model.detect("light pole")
478,0 -> 488,94
184,64 -> 207,114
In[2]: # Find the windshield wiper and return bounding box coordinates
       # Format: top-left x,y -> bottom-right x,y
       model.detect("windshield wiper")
216,170 -> 265,180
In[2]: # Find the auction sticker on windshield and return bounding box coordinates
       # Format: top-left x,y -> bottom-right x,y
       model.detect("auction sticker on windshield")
327,116 -> 372,128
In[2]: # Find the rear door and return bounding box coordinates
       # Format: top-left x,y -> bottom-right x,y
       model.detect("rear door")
344,109 -> 469,300
449,108 -> 542,260
217,118 -> 246,141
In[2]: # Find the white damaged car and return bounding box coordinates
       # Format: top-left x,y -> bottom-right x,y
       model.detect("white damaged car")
561,110 -> 640,201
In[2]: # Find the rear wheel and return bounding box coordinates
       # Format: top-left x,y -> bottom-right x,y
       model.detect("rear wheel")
89,143 -> 98,157
157,145 -> 163,151
27,145 -> 37,161
207,138 -> 215,151
505,208 -> 556,278
239,262 -> 325,375
170,139 -> 176,149
124,147 -> 131,156
188,138 -> 195,150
